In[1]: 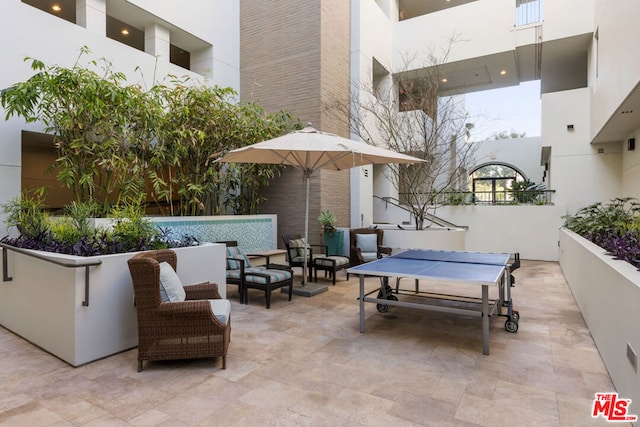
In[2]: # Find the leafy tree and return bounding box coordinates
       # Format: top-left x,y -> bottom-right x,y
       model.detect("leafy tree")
220,103 -> 299,215
327,39 -> 476,229
1,49 -> 300,218
490,129 -> 527,140
154,82 -> 237,216
0,47 -> 154,215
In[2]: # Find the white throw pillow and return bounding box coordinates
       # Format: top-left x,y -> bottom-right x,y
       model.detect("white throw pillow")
159,261 -> 186,302
356,233 -> 378,253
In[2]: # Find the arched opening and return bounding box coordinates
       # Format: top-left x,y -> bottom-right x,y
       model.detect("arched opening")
469,163 -> 527,204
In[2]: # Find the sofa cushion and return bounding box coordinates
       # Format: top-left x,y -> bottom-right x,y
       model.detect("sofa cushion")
289,238 -> 308,258
227,266 -> 265,280
245,269 -> 292,285
226,246 -> 251,270
361,252 -> 379,262
159,262 -> 186,303
356,233 -> 378,253
209,299 -> 231,325
314,256 -> 350,267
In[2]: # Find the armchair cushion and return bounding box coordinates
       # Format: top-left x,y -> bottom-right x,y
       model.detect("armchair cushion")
289,238 -> 307,257
209,299 -> 231,325
314,256 -> 349,267
226,246 -> 251,270
159,261 -> 186,302
356,233 -> 378,253
245,269 -> 292,284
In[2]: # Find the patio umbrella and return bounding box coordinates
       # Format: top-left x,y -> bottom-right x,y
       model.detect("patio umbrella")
217,124 -> 424,284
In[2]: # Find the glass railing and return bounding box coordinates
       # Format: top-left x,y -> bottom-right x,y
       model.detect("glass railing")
515,0 -> 543,26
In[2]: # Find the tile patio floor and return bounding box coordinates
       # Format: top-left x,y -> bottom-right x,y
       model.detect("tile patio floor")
0,260 -> 627,426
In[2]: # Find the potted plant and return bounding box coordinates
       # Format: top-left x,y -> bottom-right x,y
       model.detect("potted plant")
318,210 -> 343,255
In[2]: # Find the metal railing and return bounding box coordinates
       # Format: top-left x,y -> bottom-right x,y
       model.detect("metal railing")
437,189 -> 555,205
1,242 -> 102,307
374,195 -> 469,229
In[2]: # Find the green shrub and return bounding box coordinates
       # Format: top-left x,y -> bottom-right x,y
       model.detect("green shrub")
1,190 -> 49,239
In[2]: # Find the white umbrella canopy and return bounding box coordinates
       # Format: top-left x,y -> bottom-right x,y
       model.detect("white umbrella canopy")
219,125 -> 423,173
217,124 -> 424,284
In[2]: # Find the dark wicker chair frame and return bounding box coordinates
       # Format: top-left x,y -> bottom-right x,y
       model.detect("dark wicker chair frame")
223,241 -> 293,308
282,234 -> 327,282
313,256 -> 350,285
127,249 -> 230,372
349,228 -> 392,267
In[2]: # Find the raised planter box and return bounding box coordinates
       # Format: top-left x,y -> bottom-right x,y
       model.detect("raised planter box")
0,243 -> 225,367
559,228 -> 640,411
377,227 -> 466,251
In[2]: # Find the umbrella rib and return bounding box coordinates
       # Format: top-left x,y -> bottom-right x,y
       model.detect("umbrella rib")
311,151 -> 355,171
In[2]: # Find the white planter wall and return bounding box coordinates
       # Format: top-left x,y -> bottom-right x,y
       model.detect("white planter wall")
376,227 -> 465,252
0,243 -> 225,366
559,229 -> 640,412
373,201 -> 565,261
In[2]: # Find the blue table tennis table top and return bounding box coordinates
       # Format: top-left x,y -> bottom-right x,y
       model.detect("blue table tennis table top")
347,249 -> 511,285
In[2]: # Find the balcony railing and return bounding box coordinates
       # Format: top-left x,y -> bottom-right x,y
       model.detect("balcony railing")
438,189 -> 555,205
515,0 -> 543,26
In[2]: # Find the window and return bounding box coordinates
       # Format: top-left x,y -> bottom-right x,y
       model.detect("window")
470,164 -> 526,204
170,44 -> 191,70
22,0 -> 76,24
516,0 -> 543,26
106,15 -> 144,52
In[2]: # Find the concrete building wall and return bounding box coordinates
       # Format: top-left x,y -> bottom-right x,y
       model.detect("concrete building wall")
590,1 -> 640,141
622,127 -> 640,201
543,88 -> 622,215
394,0 -> 515,65
471,137 -> 544,183
542,0 -> 594,43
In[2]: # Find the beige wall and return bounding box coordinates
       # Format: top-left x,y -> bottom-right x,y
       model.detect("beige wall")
240,0 -> 351,247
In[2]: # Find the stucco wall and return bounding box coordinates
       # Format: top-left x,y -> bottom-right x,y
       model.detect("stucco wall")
559,229 -> 640,416
543,88 -> 622,215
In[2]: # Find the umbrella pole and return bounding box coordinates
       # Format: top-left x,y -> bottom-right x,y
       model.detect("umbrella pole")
302,172 -> 310,285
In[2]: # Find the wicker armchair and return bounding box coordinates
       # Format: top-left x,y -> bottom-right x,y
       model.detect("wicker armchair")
127,249 -> 230,372
349,228 -> 392,267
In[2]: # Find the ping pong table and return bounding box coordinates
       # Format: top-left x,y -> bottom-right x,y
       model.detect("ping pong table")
347,248 -> 519,355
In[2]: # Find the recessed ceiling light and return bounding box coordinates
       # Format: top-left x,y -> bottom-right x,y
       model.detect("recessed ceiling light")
51,4 -> 61,12
500,70 -> 507,75
441,78 -> 448,83
121,29 -> 130,35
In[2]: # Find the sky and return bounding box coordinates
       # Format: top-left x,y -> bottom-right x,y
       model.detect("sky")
464,80 -> 541,141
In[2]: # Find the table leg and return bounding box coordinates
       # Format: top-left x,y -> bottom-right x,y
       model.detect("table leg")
359,274 -> 365,333
482,285 -> 489,355
506,268 -> 513,316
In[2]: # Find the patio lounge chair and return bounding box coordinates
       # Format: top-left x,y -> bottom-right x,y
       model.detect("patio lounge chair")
225,243 -> 293,309
282,234 -> 327,282
127,249 -> 231,371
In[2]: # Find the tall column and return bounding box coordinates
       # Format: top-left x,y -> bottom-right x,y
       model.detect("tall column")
76,0 -> 106,36
145,24 -> 170,63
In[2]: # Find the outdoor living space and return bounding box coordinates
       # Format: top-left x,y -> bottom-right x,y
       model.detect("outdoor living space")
0,260 -> 617,426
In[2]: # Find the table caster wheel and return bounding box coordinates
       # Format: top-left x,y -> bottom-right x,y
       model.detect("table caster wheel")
505,319 -> 518,333
377,304 -> 389,313
511,310 -> 520,322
